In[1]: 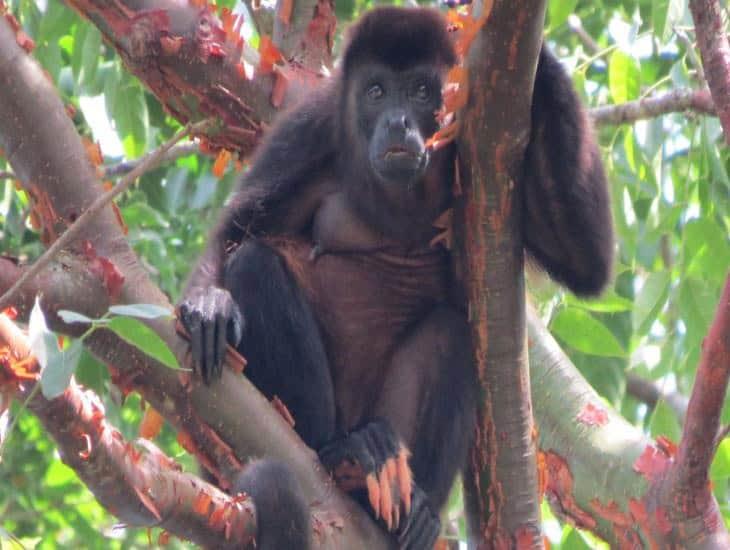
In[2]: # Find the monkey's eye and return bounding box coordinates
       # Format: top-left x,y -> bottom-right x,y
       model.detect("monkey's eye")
367,84 -> 384,100
412,83 -> 431,102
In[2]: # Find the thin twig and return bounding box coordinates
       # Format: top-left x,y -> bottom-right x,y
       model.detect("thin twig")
0,171 -> 16,180
591,88 -> 715,125
567,15 -> 600,55
102,142 -> 200,178
625,372 -> 689,423
0,120 -> 211,311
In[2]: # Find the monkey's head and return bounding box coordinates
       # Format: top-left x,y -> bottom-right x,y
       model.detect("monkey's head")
339,8 -> 456,190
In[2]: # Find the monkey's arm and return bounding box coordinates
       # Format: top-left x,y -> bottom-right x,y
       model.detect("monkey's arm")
185,90 -> 338,290
523,46 -> 614,296
180,89 -> 338,381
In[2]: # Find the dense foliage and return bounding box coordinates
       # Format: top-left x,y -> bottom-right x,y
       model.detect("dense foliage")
0,0 -> 727,547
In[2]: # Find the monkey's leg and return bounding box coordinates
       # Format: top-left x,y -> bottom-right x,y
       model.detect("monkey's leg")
320,306 -> 475,549
223,240 -> 336,449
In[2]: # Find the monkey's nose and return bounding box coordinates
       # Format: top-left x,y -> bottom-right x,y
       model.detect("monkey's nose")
386,112 -> 410,131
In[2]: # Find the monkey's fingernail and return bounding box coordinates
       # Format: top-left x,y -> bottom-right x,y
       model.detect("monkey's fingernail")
386,457 -> 397,479
379,468 -> 393,530
397,448 -> 412,515
366,474 -> 380,519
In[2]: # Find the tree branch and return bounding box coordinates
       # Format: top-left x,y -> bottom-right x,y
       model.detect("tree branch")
273,0 -> 336,71
673,274 -> 730,513
242,0 -> 274,37
65,0 -> 277,154
590,88 -> 716,125
0,315 -> 257,549
102,143 -> 200,178
0,120 -> 207,312
625,372 -> 689,423
689,0 -> 730,143
529,308 -> 729,548
454,1 -> 547,546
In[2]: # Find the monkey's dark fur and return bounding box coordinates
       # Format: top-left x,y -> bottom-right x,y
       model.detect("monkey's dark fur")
180,7 -> 613,549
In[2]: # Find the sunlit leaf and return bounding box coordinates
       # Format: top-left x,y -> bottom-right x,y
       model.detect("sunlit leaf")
551,308 -> 625,357
711,439 -> 730,481
108,304 -> 174,320
106,317 -> 180,370
567,290 -> 634,312
40,340 -> 83,399
548,0 -> 578,28
57,310 -> 94,324
632,271 -> 670,336
648,399 -> 682,442
608,50 -> 640,104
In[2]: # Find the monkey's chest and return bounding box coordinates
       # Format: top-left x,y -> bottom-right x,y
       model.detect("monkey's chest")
269,238 -> 449,426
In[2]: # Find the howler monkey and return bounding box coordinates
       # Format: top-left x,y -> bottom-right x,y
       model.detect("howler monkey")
180,6 -> 613,549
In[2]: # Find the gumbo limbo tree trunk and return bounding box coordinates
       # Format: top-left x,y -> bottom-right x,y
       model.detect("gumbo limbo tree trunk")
0,0 -> 729,548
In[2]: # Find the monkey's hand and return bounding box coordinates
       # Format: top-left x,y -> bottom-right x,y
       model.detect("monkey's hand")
178,286 -> 244,384
319,419 -> 440,547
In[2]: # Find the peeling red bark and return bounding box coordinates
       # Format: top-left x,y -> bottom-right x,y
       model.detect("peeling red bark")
455,1 -> 547,547
0,316 -> 257,549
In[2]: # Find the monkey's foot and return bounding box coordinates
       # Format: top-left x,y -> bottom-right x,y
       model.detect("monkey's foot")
319,418 -> 413,531
396,484 -> 440,550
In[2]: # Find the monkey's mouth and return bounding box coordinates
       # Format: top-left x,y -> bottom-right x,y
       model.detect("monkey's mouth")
371,140 -> 429,184
383,146 -> 420,160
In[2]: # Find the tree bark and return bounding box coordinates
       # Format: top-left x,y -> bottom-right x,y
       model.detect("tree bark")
453,1 -> 547,547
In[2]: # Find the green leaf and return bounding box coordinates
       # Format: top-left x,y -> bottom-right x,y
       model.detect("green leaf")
57,310 -> 94,324
121,202 -> 169,229
103,63 -> 120,122
651,0 -> 669,40
567,290 -> 634,312
679,277 -> 717,351
43,460 -> 77,488
70,24 -> 86,86
662,0 -> 688,42
561,527 -> 594,550
632,271 -> 670,336
548,0 -> 578,28
74,349 -> 109,395
108,304 -> 174,319
648,399 -> 682,442
40,340 -> 83,399
79,26 -> 102,93
551,308 -> 625,357
711,438 -> 730,481
112,82 -> 148,157
684,218 -> 730,284
608,50 -> 640,104
106,317 -> 180,370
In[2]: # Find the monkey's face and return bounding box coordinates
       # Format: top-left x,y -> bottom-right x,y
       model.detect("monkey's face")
348,63 -> 443,188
